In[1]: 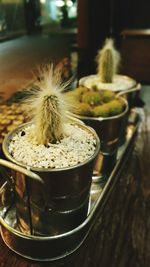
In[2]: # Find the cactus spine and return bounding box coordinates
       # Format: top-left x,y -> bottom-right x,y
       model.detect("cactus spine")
96,38 -> 120,83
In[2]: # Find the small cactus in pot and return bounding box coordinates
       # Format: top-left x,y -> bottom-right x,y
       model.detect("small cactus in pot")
95,38 -> 120,83
66,87 -> 125,118
65,86 -> 128,154
3,64 -> 100,236
24,64 -> 70,145
8,65 -> 99,169
79,38 -> 138,100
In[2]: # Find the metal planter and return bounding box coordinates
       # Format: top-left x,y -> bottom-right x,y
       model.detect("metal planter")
1,122 -> 100,236
0,109 -> 140,261
74,98 -> 128,154
79,74 -> 141,108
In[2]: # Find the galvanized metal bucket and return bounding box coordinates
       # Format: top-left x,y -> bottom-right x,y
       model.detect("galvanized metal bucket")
74,97 -> 128,154
1,122 -> 100,236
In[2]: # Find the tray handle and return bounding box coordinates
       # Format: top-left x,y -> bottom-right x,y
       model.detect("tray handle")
0,159 -> 43,189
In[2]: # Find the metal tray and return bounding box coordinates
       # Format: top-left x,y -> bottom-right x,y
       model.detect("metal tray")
0,109 -> 140,261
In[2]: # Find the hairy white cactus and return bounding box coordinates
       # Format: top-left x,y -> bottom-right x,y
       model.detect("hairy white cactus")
96,38 -> 121,83
24,64 -> 71,145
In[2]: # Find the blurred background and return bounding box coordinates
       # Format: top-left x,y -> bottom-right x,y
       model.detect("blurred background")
0,0 -> 77,38
0,0 -> 150,97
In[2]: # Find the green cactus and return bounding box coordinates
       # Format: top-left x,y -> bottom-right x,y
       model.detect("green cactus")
92,84 -> 98,90
107,99 -> 125,116
93,104 -> 110,117
82,91 -> 102,106
100,48 -> 114,83
72,86 -> 89,101
75,102 -> 92,116
65,86 -> 125,118
101,90 -> 115,103
96,38 -> 120,83
66,86 -> 89,101
75,86 -> 89,94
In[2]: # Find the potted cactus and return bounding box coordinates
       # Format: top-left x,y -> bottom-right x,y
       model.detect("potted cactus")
2,64 -> 100,236
96,38 -> 120,84
79,38 -> 138,94
66,86 -> 128,153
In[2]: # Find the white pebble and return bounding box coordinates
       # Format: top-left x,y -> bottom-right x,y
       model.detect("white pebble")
8,123 -> 97,169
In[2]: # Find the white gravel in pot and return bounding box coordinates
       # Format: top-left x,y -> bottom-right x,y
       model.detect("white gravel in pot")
79,74 -> 136,91
8,123 -> 97,169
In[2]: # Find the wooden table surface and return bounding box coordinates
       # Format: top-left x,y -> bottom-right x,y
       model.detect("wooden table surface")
0,36 -> 150,267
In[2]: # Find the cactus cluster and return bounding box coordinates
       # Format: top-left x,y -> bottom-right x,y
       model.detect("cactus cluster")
92,99 -> 124,117
66,86 -> 125,118
75,102 -> 92,116
82,91 -> 102,106
107,99 -> 124,116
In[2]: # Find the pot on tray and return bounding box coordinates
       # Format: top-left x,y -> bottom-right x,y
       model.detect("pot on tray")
79,74 -> 141,108
1,121 -> 100,236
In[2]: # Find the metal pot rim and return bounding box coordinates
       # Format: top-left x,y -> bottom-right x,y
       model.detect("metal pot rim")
79,74 -> 137,92
2,122 -> 100,172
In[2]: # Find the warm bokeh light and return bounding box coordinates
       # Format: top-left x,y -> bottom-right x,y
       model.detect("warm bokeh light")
40,0 -> 46,4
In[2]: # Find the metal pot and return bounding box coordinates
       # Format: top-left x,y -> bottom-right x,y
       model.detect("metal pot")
79,74 -> 141,108
73,97 -> 128,154
1,122 -> 100,236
